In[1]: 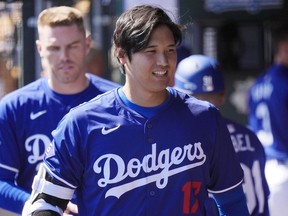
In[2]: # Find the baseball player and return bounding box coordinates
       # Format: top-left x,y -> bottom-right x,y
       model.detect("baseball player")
248,22 -> 288,216
23,5 -> 249,216
0,6 -> 120,215
174,54 -> 270,216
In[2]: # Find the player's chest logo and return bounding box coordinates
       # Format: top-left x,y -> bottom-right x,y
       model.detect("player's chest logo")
101,125 -> 120,135
93,142 -> 206,199
30,110 -> 47,120
25,134 -> 51,164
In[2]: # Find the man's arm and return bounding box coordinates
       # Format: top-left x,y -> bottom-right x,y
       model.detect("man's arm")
213,184 -> 249,216
22,164 -> 73,216
0,180 -> 30,214
29,193 -> 69,216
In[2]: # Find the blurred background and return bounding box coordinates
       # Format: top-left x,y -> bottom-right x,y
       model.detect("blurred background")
0,0 -> 287,125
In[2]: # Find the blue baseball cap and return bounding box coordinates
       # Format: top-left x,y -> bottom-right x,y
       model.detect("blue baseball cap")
174,54 -> 225,94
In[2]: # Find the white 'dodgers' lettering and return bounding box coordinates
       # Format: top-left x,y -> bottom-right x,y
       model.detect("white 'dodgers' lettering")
93,142 -> 206,198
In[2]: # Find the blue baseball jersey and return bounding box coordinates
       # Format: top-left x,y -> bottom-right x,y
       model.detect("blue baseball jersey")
0,73 -> 120,193
44,88 -> 244,216
225,118 -> 270,216
248,64 -> 288,160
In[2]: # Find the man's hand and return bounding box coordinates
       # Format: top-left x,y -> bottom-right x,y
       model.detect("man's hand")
64,202 -> 78,216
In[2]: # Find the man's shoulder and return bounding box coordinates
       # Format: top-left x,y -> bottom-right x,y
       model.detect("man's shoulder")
72,88 -> 117,111
0,79 -> 48,118
87,73 -> 121,91
170,88 -> 221,121
171,87 -> 214,108
1,79 -> 45,103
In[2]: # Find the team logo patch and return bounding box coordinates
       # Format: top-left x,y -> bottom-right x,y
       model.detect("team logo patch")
202,75 -> 214,92
45,142 -> 55,159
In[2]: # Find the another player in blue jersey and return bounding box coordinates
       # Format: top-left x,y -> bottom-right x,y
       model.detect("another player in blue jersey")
248,22 -> 288,216
23,5 -> 249,216
175,54 -> 270,215
0,6 -> 119,215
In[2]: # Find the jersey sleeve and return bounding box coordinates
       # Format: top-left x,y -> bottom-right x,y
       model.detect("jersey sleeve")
0,99 -> 21,177
43,111 -> 84,189
0,98 -> 29,213
208,108 -> 244,193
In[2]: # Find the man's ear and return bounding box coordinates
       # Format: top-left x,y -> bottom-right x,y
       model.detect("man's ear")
116,48 -> 127,64
219,90 -> 226,105
36,40 -> 43,57
85,34 -> 92,54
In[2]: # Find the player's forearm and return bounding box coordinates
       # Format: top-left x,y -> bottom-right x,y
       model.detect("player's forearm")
23,194 -> 69,216
213,184 -> 249,216
0,180 -> 30,214
22,164 -> 72,216
29,201 -> 78,216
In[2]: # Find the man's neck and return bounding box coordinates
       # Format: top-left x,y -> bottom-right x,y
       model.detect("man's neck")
48,75 -> 89,95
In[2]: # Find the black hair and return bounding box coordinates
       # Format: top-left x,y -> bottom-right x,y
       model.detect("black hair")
113,4 -> 182,61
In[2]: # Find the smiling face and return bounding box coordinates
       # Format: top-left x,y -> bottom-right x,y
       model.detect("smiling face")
118,25 -> 177,105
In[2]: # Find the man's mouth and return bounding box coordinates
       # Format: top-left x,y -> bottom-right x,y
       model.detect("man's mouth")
153,71 -> 168,77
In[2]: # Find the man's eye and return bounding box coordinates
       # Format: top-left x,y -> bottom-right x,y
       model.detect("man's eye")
146,50 -> 155,53
48,47 -> 59,51
168,48 -> 176,53
69,44 -> 78,49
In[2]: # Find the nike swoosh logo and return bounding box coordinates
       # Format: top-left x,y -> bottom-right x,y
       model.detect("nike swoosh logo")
30,110 -> 47,120
101,125 -> 120,135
